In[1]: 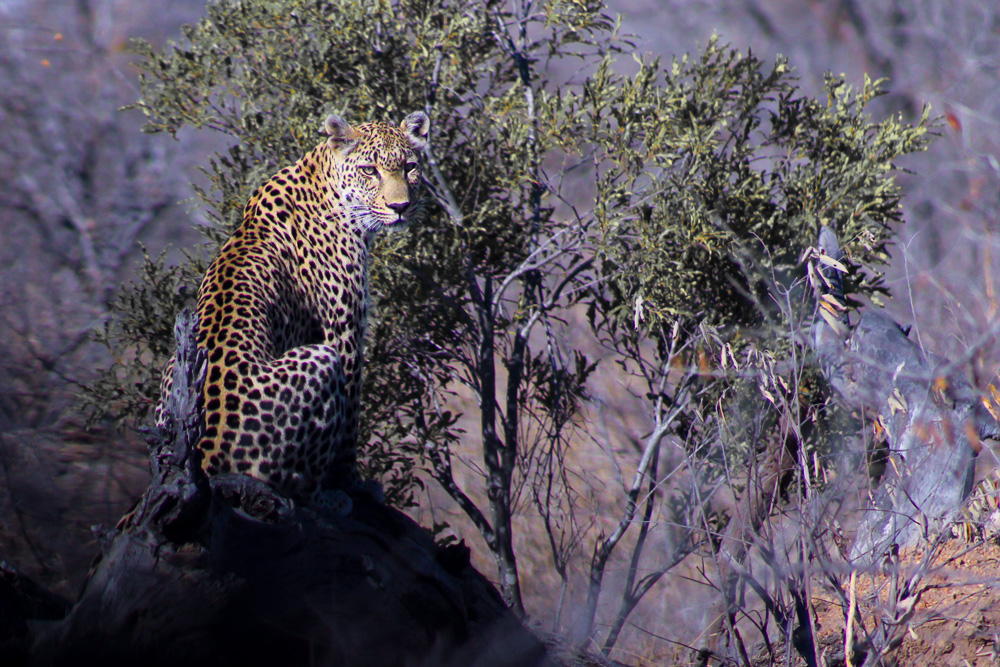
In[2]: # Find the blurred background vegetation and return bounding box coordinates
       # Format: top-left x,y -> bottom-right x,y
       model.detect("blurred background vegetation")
2,1 -> 998,664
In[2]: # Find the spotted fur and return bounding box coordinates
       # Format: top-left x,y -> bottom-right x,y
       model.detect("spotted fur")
159,112 -> 429,502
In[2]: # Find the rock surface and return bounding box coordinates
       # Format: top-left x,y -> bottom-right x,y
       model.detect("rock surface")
813,227 -> 998,564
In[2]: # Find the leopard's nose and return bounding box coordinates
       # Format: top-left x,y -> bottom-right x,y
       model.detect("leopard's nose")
387,201 -> 410,214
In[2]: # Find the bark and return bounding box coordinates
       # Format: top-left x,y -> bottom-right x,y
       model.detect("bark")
3,311 -> 556,667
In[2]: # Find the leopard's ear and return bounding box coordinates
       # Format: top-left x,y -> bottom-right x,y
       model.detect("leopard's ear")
324,115 -> 359,153
400,111 -> 429,149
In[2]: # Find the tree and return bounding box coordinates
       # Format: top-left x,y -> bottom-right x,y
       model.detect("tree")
87,0 -> 932,660
569,41 -> 931,654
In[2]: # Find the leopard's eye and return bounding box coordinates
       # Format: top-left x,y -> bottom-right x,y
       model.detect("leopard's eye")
359,165 -> 378,177
404,162 -> 419,174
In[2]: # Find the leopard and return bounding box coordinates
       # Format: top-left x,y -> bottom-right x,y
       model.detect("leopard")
158,111 -> 429,509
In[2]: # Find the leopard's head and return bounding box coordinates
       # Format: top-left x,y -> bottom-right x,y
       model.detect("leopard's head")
324,111 -> 429,233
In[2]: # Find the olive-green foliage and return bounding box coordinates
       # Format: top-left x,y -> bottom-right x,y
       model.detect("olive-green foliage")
575,38 -> 931,461
84,249 -> 202,426
584,37 -> 931,340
